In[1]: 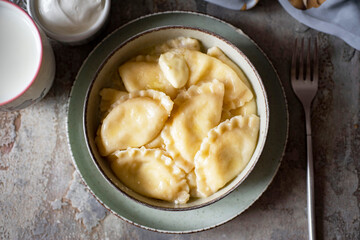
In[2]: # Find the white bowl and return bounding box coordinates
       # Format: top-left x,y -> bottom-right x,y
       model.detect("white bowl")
27,0 -> 111,44
84,26 -> 269,210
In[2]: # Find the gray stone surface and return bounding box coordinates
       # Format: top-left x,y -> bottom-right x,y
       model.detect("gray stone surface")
1,0 -> 359,239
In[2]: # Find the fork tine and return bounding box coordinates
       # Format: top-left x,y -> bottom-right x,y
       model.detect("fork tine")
306,38 -> 311,81
299,38 -> 304,80
291,38 -> 298,80
313,38 -> 319,83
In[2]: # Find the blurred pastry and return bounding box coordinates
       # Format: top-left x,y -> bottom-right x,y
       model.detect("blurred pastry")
288,0 -> 326,9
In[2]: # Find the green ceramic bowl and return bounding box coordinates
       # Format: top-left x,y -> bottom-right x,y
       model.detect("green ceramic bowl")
84,26 -> 269,210
68,11 -> 288,233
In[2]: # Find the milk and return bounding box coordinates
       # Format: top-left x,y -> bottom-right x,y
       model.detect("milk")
0,5 -> 41,104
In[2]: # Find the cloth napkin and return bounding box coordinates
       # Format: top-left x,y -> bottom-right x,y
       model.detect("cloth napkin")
204,0 -> 360,51
204,0 -> 259,10
278,0 -> 360,50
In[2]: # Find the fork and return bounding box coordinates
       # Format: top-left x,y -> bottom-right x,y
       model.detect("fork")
291,38 -> 319,240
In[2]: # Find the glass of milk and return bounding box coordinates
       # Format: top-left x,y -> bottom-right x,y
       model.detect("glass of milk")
0,0 -> 55,111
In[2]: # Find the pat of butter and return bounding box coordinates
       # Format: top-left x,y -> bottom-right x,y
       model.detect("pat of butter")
159,51 -> 189,89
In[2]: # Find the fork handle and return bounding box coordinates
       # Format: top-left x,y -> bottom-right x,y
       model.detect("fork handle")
305,108 -> 316,240
307,135 -> 316,240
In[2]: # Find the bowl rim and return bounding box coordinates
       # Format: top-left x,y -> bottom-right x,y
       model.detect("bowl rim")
83,25 -> 270,211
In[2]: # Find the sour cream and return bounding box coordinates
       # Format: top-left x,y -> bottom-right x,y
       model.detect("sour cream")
38,0 -> 104,35
28,0 -> 109,43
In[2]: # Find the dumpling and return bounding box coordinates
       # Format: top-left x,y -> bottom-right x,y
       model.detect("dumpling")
162,79 -> 225,173
207,47 -> 257,118
159,51 -> 189,89
99,88 -> 127,114
186,170 -> 201,198
181,49 -> 253,110
151,37 -> 201,55
207,46 -> 252,88
231,99 -> 257,116
118,61 -> 178,99
194,114 -> 260,197
118,37 -> 200,98
144,132 -> 164,149
221,99 -> 258,122
110,147 -> 190,204
132,54 -> 158,62
96,90 -> 173,156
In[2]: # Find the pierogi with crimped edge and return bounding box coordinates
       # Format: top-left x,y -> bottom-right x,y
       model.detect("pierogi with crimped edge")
110,147 -> 190,204
96,89 -> 173,156
194,114 -> 260,197
118,61 -> 179,99
207,46 -> 252,88
95,37 -> 260,204
181,48 -> 253,110
162,79 -> 225,173
98,88 -> 127,114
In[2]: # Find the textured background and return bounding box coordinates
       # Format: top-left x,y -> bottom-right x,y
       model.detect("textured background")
1,0 -> 359,239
